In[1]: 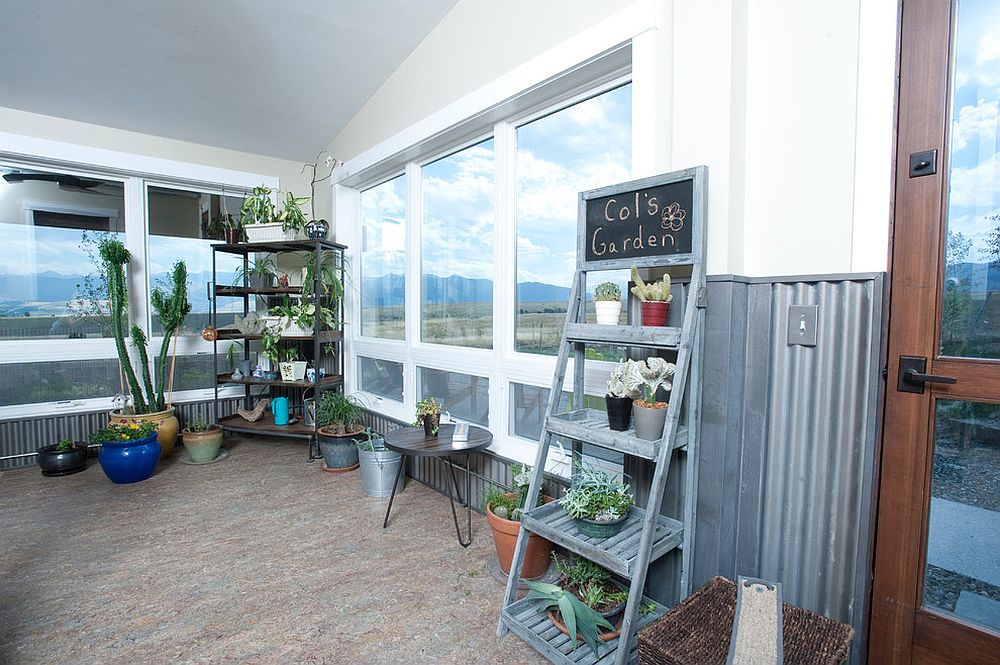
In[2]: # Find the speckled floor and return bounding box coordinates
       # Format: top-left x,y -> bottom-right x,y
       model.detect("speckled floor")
0,437 -> 544,664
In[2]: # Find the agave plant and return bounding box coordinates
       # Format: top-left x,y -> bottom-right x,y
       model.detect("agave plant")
630,266 -> 672,302
525,580 -> 615,655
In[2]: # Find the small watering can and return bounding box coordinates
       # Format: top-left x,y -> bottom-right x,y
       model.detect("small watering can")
272,397 -> 289,426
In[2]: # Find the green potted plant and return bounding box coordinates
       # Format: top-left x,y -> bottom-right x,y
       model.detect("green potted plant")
241,185 -> 290,243
551,554 -> 629,627
277,346 -> 307,382
524,580 -> 616,656
606,359 -> 640,431
36,437 -> 88,476
357,428 -> 404,497
94,238 -> 188,460
260,326 -> 282,379
207,212 -> 243,244
91,420 -> 160,484
559,462 -> 635,539
276,191 -> 310,238
414,396 -> 443,436
181,417 -> 224,463
630,266 -> 672,326
626,357 -> 676,441
483,463 -> 554,579
594,281 -> 622,325
302,252 -> 345,300
234,256 -> 277,290
316,391 -> 365,471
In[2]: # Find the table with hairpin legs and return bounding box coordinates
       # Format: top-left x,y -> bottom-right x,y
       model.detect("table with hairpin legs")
382,424 -> 492,547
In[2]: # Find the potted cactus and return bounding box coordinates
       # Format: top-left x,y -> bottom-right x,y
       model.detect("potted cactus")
630,266 -> 672,326
606,360 -> 640,431
593,282 -> 622,325
626,357 -> 676,441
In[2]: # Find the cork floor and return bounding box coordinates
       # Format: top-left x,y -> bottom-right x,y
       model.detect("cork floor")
0,437 -> 545,664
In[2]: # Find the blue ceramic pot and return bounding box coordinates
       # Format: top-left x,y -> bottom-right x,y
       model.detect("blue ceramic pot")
98,433 -> 160,484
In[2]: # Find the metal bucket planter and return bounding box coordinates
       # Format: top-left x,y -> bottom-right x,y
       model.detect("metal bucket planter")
358,437 -> 404,498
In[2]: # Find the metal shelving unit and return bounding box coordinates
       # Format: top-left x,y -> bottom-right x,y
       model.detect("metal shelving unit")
211,238 -> 347,460
497,168 -> 707,665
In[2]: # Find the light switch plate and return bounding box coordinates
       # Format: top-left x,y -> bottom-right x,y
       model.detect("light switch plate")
787,305 -> 818,347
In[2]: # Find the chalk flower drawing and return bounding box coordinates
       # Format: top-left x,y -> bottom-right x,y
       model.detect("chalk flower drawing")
661,202 -> 686,231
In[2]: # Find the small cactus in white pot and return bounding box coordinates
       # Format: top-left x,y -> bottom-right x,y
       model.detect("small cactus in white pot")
594,282 -> 622,325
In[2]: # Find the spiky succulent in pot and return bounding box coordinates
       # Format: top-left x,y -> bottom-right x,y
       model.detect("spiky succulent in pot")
559,462 -> 635,523
594,281 -> 621,302
630,266 -> 672,302
482,463 -> 542,521
525,581 -> 615,656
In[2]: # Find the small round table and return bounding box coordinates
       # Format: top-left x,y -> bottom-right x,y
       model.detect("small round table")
382,424 -> 492,547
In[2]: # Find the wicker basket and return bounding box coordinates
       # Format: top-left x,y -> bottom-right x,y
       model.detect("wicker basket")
637,577 -> 854,665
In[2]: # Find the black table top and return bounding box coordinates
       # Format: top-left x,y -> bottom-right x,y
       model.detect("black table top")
383,424 -> 492,457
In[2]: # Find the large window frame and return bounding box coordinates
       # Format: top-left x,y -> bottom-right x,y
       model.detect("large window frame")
344,68 -> 635,466
0,139 -> 278,419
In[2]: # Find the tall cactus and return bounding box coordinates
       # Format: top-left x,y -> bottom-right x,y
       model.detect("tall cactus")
151,261 -> 191,411
99,239 -> 147,413
130,324 -> 156,409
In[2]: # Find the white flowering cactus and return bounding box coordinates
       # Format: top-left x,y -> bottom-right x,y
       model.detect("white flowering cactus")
607,360 -> 642,399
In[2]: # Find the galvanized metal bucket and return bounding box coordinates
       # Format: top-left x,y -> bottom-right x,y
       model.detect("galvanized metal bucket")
359,438 -> 404,498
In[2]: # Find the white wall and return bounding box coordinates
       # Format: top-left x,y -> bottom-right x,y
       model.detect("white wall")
327,0 -> 898,276
0,106 -> 312,198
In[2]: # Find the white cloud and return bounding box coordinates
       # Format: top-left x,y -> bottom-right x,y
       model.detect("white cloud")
952,100 -> 998,153
950,153 -> 1000,209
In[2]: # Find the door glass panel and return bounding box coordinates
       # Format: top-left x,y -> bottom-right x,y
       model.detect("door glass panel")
939,0 -> 1000,358
924,399 -> 1000,632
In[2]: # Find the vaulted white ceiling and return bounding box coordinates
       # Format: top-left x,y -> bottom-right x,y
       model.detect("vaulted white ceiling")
0,0 -> 457,161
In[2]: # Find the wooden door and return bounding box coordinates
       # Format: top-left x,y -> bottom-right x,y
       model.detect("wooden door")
871,0 -> 1000,663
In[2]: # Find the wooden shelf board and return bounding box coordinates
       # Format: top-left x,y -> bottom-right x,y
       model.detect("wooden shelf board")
521,501 -> 683,578
212,239 -> 347,255
563,323 -> 681,349
218,413 -> 315,439
546,409 -> 688,460
501,594 -> 666,665
217,373 -> 343,389
215,286 -> 304,297
215,330 -> 343,342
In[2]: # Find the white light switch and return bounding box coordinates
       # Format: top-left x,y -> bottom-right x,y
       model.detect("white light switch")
787,305 -> 818,346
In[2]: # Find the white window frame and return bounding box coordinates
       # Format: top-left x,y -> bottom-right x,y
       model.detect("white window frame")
0,137 -> 278,418
342,49 -> 639,467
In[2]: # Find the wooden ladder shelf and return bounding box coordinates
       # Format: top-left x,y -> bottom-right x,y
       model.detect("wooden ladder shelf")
497,167 -> 707,665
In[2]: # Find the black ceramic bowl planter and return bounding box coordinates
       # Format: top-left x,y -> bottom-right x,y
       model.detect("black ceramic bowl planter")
36,441 -> 88,476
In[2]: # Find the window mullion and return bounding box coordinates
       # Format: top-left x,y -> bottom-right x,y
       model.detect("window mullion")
494,120 -> 516,438
404,162 -> 421,412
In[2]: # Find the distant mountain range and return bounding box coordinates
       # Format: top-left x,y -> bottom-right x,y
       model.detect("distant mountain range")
0,270 -> 575,314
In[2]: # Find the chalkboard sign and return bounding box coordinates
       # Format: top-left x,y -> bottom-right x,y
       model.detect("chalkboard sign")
584,178 -> 694,263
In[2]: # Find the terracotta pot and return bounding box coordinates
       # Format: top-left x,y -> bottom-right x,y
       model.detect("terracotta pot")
486,494 -> 554,580
640,301 -> 670,327
223,227 -> 243,244
110,407 -> 179,460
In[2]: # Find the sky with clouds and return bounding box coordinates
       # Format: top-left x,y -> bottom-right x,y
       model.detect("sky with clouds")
945,0 -> 1000,263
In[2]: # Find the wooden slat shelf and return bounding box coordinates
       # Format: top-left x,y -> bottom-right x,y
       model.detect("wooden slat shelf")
521,501 -> 683,579
215,330 -> 343,342
217,373 -> 342,389
215,286 -> 305,297
546,409 -> 688,460
212,239 -> 347,255
218,413 -> 315,439
500,594 -> 666,665
563,323 -> 681,349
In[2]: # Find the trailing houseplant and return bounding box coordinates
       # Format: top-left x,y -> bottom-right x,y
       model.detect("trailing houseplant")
630,266 -> 672,326
90,420 -> 160,484
626,357 -> 676,441
97,238 -> 189,459
594,281 -> 622,325
524,580 -> 616,656
559,462 -> 635,539
181,417 -> 224,464
606,359 -> 641,432
316,391 -> 366,470
483,463 -> 554,579
414,396 -> 443,436
259,325 -> 283,378
36,437 -> 88,477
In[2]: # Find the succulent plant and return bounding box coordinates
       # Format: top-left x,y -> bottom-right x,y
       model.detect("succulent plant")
630,266 -> 672,302
594,281 -> 621,302
625,357 -> 676,404
607,360 -> 642,399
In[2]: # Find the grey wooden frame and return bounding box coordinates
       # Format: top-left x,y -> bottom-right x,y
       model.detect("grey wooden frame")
497,167 -> 708,665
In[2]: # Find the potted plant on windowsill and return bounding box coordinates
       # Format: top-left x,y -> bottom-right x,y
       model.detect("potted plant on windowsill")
627,357 -> 676,441
483,463 -> 554,580
36,438 -> 88,476
94,238 -> 188,460
559,462 -> 635,539
91,420 -> 161,484
630,266 -> 672,326
414,396 -> 442,436
606,360 -> 640,431
181,417 -> 225,463
316,391 -> 365,471
594,282 -> 622,325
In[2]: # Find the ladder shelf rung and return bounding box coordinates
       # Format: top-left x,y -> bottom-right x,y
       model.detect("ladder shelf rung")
501,594 -> 666,665
563,323 -> 682,349
547,408 -> 688,460
521,501 -> 684,578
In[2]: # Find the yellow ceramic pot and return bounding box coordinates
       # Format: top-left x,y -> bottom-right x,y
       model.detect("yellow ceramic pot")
110,407 -> 179,460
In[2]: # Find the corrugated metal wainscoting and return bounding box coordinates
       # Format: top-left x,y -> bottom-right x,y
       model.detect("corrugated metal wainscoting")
636,273 -> 885,665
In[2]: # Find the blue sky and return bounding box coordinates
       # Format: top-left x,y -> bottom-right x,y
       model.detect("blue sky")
945,0 -> 1000,262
